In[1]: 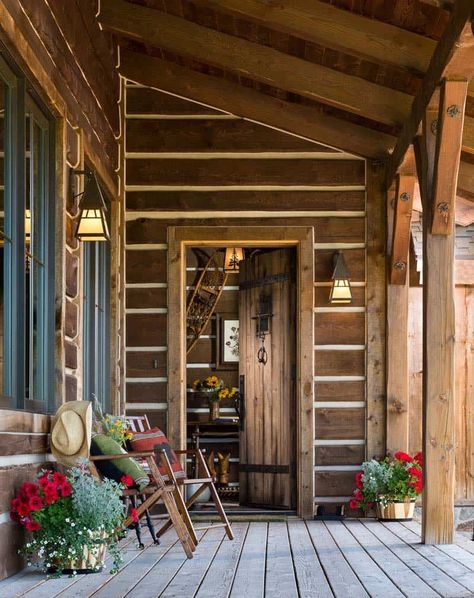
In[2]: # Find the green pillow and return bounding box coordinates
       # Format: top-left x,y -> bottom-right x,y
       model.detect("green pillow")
90,434 -> 149,491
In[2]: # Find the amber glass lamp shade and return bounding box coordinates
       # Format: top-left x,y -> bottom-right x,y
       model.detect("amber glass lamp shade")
75,172 -> 110,242
329,251 -> 352,304
224,247 -> 244,272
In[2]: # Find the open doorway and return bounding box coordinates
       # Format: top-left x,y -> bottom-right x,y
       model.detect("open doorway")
185,246 -> 297,512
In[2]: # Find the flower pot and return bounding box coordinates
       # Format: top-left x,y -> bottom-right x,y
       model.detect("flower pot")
376,499 -> 415,521
209,401 -> 220,421
51,533 -> 107,574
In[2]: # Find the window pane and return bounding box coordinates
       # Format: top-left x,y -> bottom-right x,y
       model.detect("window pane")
0,78 -> 8,397
25,106 -> 48,402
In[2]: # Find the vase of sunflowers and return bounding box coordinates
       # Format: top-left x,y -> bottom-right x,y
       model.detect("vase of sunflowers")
192,376 -> 239,422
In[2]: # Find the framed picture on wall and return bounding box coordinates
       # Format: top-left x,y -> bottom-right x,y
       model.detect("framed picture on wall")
216,316 -> 240,369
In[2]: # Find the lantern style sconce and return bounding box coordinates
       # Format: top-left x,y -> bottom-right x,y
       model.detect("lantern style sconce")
73,170 -> 110,242
329,251 -> 352,304
24,209 -> 31,243
224,247 -> 244,272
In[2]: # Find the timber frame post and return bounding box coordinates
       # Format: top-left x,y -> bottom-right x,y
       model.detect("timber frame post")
167,226 -> 314,518
386,159 -> 416,456
414,78 -> 467,544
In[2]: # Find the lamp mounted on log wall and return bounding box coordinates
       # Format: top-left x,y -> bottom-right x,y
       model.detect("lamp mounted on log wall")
329,251 -> 352,304
73,170 -> 110,242
224,247 -> 244,272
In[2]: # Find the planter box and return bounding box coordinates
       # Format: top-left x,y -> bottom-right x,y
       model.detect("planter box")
376,500 -> 415,521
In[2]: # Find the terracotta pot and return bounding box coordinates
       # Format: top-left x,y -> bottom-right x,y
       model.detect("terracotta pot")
209,401 -> 220,421
376,499 -> 415,521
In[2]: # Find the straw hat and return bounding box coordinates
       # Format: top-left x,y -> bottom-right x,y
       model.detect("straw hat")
51,401 -> 92,467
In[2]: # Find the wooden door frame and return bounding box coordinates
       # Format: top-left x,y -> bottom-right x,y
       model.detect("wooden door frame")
167,226 -> 314,518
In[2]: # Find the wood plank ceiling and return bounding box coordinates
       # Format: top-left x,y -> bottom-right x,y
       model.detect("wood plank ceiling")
98,0 -> 474,211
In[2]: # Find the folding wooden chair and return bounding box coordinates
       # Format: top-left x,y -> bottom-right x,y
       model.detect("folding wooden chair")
88,450 -> 196,558
126,415 -> 234,544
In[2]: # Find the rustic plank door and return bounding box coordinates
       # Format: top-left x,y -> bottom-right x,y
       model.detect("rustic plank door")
239,248 -> 296,509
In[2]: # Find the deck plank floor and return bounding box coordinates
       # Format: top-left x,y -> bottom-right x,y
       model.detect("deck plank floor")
2,519 -> 474,598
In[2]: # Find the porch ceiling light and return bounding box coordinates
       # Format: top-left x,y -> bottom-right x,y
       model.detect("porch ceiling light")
329,251 -> 352,304
74,170 -> 110,242
224,247 -> 244,272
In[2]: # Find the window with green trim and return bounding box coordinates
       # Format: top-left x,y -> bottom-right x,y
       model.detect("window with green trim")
0,55 -> 55,412
83,219 -> 111,411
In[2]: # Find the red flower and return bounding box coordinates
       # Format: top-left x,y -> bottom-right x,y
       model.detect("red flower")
121,475 -> 134,488
25,519 -> 41,532
349,499 -> 359,510
10,510 -> 20,522
408,466 -> 422,478
11,497 -> 22,512
354,490 -> 363,501
131,508 -> 139,523
59,482 -> 72,497
44,489 -> 59,504
394,451 -> 413,463
21,483 -> 39,498
355,472 -> 364,489
366,501 -> 374,508
414,452 -> 423,467
38,474 -> 51,489
28,496 -> 44,512
17,503 -> 30,517
52,472 -> 66,485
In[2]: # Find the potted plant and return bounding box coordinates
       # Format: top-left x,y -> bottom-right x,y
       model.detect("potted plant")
350,451 -> 422,521
11,465 -> 128,576
192,376 -> 239,421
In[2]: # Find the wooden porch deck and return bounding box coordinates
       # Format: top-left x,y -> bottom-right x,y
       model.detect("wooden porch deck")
2,519 -> 474,597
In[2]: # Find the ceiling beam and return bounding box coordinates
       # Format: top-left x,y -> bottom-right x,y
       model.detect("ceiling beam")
386,1 -> 474,186
194,0 -> 435,74
99,0 -> 412,127
119,49 -> 395,159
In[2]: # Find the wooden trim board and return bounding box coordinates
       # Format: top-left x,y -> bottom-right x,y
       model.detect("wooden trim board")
167,226 -> 314,518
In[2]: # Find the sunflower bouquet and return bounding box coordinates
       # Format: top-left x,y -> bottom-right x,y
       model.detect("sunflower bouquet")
192,376 -> 238,403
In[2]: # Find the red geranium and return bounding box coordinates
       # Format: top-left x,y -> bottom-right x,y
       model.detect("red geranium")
44,489 -> 59,505
355,472 -> 364,489
21,482 -> 39,498
349,499 -> 359,510
28,496 -> 44,512
121,474 -> 134,488
38,474 -> 51,489
354,490 -> 363,501
11,497 -> 23,512
25,519 -> 41,532
394,451 -> 413,463
131,508 -> 139,523
53,472 -> 66,485
408,466 -> 422,478
414,452 -> 423,467
59,482 -> 72,497
17,503 -> 30,517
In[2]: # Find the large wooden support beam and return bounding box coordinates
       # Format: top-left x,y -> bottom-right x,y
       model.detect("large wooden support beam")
119,49 -> 395,160
366,162 -> 387,461
432,80 -> 468,234
415,106 -> 456,545
100,0 -> 411,128
390,175 -> 416,285
387,1 -> 474,186
195,0 -> 435,74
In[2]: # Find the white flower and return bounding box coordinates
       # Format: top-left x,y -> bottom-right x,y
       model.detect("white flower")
71,522 -> 75,527
65,518 -> 70,523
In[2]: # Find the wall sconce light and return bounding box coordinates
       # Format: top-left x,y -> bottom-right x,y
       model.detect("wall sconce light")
73,170 -> 110,242
329,251 -> 352,304
25,209 -> 31,243
224,247 -> 244,272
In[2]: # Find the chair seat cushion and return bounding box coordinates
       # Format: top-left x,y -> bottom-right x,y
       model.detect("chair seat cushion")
130,428 -> 187,481
90,434 -> 150,491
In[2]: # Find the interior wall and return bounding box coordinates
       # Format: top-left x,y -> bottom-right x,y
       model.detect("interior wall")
123,83 -> 369,510
408,285 -> 474,504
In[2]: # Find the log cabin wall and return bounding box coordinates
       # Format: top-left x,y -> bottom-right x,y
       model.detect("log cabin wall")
0,0 -> 120,580
124,83 -> 370,510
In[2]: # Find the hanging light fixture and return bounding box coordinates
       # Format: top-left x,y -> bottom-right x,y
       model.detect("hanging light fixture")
224,247 -> 244,272
329,251 -> 352,304
74,170 -> 110,242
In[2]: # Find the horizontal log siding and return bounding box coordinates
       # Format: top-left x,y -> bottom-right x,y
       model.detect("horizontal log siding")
124,86 -> 367,506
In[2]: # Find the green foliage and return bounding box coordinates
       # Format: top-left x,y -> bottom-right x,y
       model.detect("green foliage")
20,465 -> 126,577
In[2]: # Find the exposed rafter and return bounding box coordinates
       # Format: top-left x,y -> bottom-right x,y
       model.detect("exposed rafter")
119,49 -> 395,159
387,1 -> 474,186
99,0 -> 412,127
194,0 -> 436,74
